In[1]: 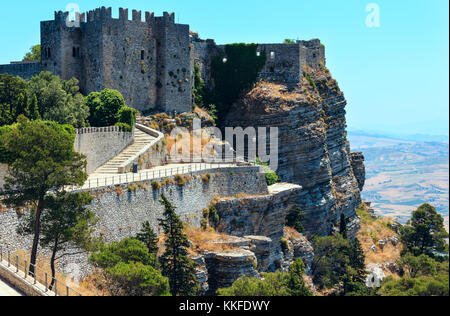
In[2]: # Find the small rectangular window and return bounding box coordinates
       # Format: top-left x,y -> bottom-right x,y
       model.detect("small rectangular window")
270,51 -> 275,59
141,50 -> 145,60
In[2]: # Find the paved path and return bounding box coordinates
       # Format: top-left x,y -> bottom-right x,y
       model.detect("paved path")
0,278 -> 22,296
78,162 -> 243,190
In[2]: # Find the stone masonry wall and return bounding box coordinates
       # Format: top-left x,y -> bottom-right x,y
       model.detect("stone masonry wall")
0,62 -> 42,79
74,126 -> 134,174
0,166 -> 267,279
0,164 -> 7,192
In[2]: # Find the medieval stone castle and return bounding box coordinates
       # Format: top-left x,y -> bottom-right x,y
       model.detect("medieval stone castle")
0,7 -> 326,114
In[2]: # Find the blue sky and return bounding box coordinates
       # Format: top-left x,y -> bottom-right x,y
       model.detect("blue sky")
0,0 -> 448,136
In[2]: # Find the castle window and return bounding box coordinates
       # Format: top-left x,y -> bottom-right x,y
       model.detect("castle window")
222,58 -> 228,63
73,46 -> 81,58
270,51 -> 275,59
256,51 -> 261,57
141,50 -> 145,60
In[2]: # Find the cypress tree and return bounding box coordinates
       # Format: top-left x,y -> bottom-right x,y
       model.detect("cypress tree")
340,213 -> 348,239
158,194 -> 199,296
349,238 -> 367,283
136,221 -> 159,255
27,94 -> 40,120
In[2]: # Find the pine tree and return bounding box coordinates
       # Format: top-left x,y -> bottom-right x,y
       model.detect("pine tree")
136,221 -> 159,255
349,238 -> 367,283
340,213 -> 348,239
158,194 -> 199,296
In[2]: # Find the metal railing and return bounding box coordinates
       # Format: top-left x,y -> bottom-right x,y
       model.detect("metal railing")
0,246 -> 82,296
73,161 -> 257,191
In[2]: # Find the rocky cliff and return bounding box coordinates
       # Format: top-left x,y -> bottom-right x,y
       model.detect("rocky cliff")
225,67 -> 364,237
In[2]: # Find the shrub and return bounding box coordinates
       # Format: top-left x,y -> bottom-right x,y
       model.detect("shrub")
173,174 -> 186,187
201,173 -> 211,183
151,180 -> 161,191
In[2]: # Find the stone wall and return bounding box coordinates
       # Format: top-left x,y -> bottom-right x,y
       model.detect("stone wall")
74,126 -> 134,174
0,166 -> 267,278
0,62 -> 42,79
0,164 -> 7,192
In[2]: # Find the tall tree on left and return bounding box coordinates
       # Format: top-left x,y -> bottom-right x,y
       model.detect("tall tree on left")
0,116 -> 88,275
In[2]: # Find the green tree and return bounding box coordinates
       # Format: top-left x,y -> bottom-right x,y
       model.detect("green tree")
136,221 -> 159,255
158,194 -> 199,296
284,39 -> 296,44
25,94 -> 40,120
287,259 -> 313,296
400,204 -> 448,258
286,205 -> 305,234
349,238 -> 367,283
18,191 -> 99,289
89,238 -> 169,296
311,234 -> 351,290
217,260 -> 313,296
87,89 -> 127,127
218,273 -> 291,296
28,72 -> 89,127
106,262 -> 170,296
398,253 -> 438,278
340,213 -> 348,239
1,116 -> 87,275
0,74 -> 28,126
23,45 -> 41,61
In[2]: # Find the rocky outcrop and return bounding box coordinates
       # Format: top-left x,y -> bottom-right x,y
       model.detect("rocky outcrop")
365,264 -> 386,288
225,68 -> 364,236
204,250 -> 259,295
350,152 -> 366,192
215,183 -> 300,242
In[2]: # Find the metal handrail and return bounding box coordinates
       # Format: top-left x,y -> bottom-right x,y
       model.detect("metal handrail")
71,161 -> 258,191
0,246 -> 82,296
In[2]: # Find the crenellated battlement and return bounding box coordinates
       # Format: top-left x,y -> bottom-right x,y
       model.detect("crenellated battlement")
52,7 -> 177,26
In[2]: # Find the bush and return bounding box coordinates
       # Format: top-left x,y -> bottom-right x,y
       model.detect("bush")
114,122 -> 132,132
87,89 -> 136,129
255,158 -> 279,186
151,180 -> 161,191
173,174 -> 186,187
201,173 -> 211,183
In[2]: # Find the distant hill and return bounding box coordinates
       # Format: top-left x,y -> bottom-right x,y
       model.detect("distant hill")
348,131 -> 449,230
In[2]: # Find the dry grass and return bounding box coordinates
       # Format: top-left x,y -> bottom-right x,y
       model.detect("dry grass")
9,249 -> 100,296
357,203 -> 402,269
184,226 -> 240,255
284,226 -> 303,240
247,82 -> 306,104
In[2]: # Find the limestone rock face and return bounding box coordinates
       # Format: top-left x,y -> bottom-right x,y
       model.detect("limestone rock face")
350,152 -> 366,192
204,250 -> 259,295
225,69 -> 364,236
215,183 -> 301,243
282,232 -> 315,275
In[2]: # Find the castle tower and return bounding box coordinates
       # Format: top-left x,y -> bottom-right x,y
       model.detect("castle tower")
41,11 -> 84,84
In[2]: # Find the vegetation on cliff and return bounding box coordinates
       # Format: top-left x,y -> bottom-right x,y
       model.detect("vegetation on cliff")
218,259 -> 313,296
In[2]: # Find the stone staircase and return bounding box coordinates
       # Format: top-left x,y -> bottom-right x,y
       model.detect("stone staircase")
93,127 -> 156,175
